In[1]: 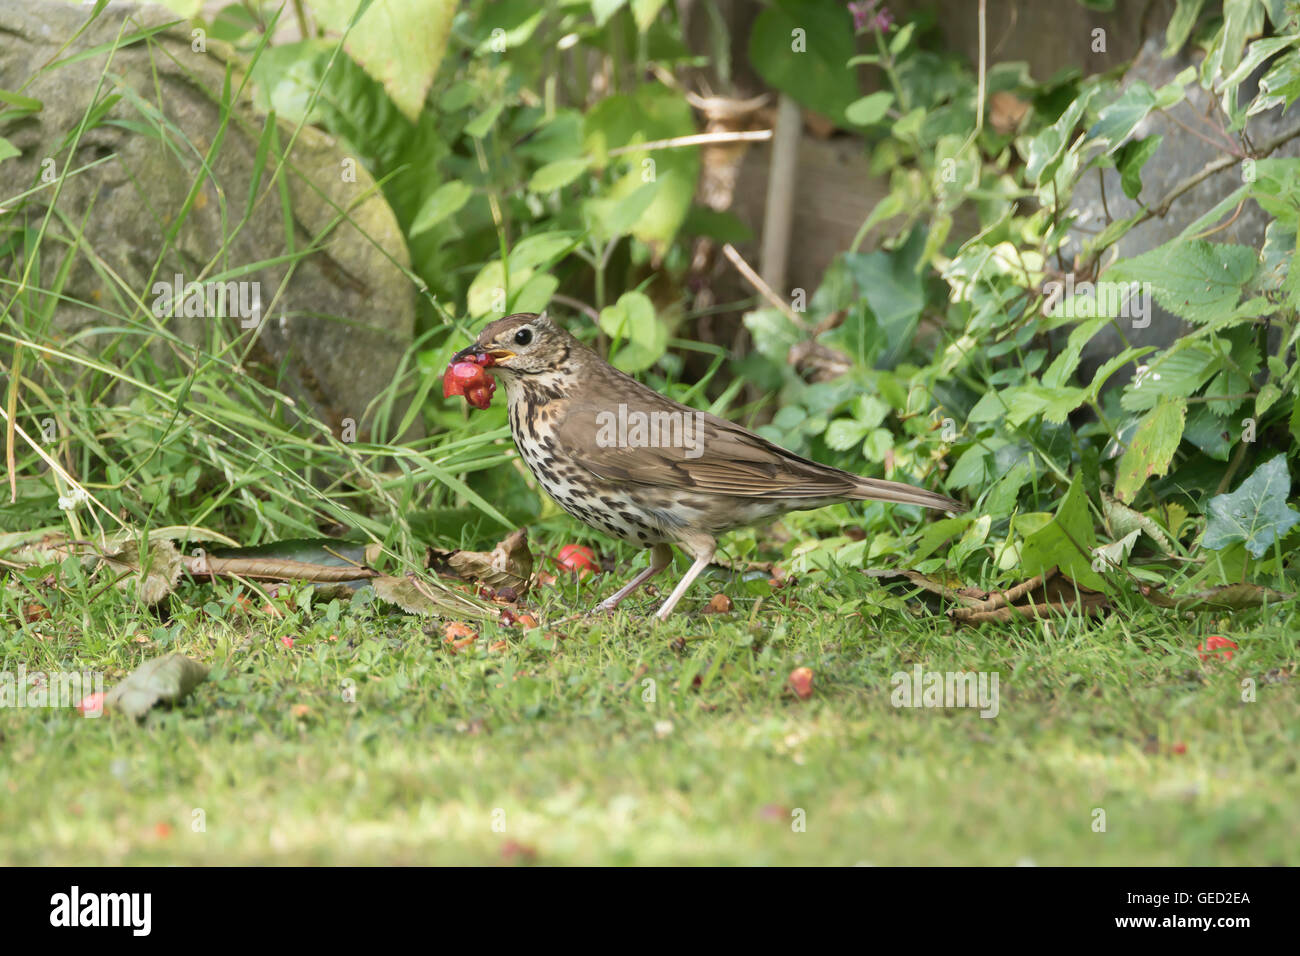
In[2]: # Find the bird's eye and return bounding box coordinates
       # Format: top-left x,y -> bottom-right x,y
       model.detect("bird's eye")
514,328 -> 533,346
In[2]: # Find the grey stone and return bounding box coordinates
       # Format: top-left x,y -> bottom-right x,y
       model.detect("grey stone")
1069,36 -> 1300,381
0,0 -> 417,440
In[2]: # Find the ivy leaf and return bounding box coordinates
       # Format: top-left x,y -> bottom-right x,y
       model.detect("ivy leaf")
1116,134 -> 1162,200
1019,475 -> 1105,590
1202,454 -> 1300,558
1087,81 -> 1156,154
1114,398 -> 1186,502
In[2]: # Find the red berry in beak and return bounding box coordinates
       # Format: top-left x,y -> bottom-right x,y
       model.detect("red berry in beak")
443,357 -> 497,409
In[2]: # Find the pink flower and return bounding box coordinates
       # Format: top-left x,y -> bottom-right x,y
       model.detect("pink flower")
848,1 -> 876,31
848,0 -> 892,32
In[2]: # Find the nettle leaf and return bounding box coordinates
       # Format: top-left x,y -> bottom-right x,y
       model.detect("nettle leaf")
1019,475 -> 1104,590
1114,397 -> 1186,502
1120,343 -> 1219,412
1104,240 -> 1258,324
1203,454 -> 1300,558
825,417 -> 869,450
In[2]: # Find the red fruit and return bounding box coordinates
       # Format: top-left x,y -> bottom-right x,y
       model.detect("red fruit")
76,692 -> 105,716
1197,635 -> 1238,662
281,636 -> 294,649
556,544 -> 599,574
788,667 -> 814,700
443,356 -> 497,409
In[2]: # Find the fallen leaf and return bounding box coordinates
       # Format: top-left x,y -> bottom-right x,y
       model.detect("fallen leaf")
102,654 -> 209,720
428,528 -> 533,593
703,593 -> 733,614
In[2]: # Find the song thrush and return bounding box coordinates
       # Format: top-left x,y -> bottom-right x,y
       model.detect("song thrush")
449,312 -> 965,621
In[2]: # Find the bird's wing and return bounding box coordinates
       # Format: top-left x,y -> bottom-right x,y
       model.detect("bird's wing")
555,389 -> 864,499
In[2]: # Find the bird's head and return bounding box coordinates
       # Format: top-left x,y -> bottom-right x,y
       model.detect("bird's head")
451,311 -> 576,379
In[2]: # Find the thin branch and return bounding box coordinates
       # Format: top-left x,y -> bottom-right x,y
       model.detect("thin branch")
607,130 -> 773,156
1082,122 -> 1300,273
721,243 -> 807,329
550,293 -> 600,325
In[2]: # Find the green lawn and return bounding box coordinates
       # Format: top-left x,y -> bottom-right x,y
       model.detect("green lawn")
2,547 -> 1295,866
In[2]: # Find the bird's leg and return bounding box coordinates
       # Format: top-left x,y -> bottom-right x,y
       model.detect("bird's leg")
653,538 -> 716,622
596,543 -> 673,612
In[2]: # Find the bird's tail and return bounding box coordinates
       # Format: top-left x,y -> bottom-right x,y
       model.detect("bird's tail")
848,477 -> 966,513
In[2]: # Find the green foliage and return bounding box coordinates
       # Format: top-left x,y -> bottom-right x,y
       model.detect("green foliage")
1203,454 -> 1300,557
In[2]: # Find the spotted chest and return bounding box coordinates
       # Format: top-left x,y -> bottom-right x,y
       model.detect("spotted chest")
505,389 -> 674,547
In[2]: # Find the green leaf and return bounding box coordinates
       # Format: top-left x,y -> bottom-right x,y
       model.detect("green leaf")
311,0 -> 456,122
408,180 -> 473,237
840,229 -> 927,369
599,291 -> 668,372
1088,81 -> 1156,154
845,91 -> 894,126
1114,398 -> 1187,502
0,137 -> 18,164
1165,0 -> 1208,57
592,0 -> 629,27
1019,475 -> 1105,589
584,86 -> 699,245
1203,454 -> 1300,557
528,157 -> 591,192
631,0 -> 668,32
1105,240 -> 1258,324
1025,87 -> 1097,185
749,0 -> 859,121
825,418 -> 870,450
1116,134 -> 1162,200
1119,344 -> 1219,412
464,101 -> 504,138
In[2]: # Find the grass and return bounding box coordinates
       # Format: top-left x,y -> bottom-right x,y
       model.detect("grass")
1,7 -> 1296,868
2,535 -> 1296,866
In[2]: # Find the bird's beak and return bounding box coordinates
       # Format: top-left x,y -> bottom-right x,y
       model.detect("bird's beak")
450,344 -> 508,366
485,348 -> 515,364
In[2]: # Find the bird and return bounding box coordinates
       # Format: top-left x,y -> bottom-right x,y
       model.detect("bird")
449,312 -> 966,621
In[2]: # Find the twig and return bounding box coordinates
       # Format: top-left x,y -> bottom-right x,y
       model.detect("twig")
975,0 -> 986,134
1083,122 -> 1300,274
550,293 -> 601,325
721,243 -> 807,329
606,130 -> 773,157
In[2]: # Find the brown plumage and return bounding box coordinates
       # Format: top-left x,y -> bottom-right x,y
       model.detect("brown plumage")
452,312 -> 965,620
